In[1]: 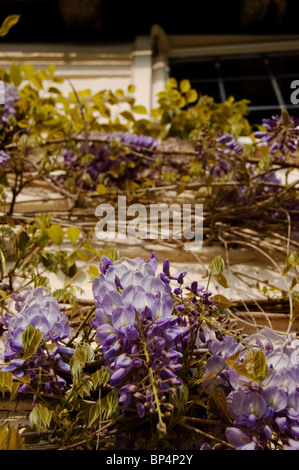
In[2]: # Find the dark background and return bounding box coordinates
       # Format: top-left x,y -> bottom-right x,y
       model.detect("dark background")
0,0 -> 298,43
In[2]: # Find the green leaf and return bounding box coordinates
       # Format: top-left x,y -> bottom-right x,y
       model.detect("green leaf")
96,183 -> 107,195
70,342 -> 95,381
170,383 -> 189,413
41,251 -> 58,272
21,325 -> 43,360
0,15 -> 20,37
253,349 -> 269,381
66,226 -> 80,245
282,251 -> 299,276
88,265 -> 99,277
88,401 -> 100,427
92,368 -> 110,389
18,230 -> 30,252
210,254 -> 225,274
131,105 -> 147,114
0,372 -> 13,397
165,78 -> 178,89
21,64 -> 35,80
48,64 -> 56,77
210,387 -> 231,422
0,248 -> 6,271
10,382 -> 20,401
0,426 -> 8,450
186,89 -> 198,103
10,63 -> 22,87
101,389 -> 119,421
115,88 -> 124,97
213,273 -> 230,288
48,224 -> 64,246
232,362 -> 256,381
283,251 -> 299,275
225,349 -> 244,368
210,294 -> 235,309
120,110 -> 135,121
6,426 -> 23,450
180,79 -> 191,94
29,404 -> 53,433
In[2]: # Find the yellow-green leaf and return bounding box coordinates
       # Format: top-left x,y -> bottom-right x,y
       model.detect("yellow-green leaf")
210,387 -> 231,422
120,110 -> 135,121
132,105 -> 147,114
48,224 -> 64,245
96,183 -> 107,195
66,226 -> 80,245
0,15 -> 20,37
21,64 -> 35,79
166,78 -> 178,89
10,382 -> 20,401
29,404 -> 53,433
88,265 -> 99,277
186,88 -> 198,103
92,368 -> 110,389
225,349 -> 244,368
48,64 -> 56,77
6,426 -> 24,450
180,79 -> 191,94
10,63 -> 22,87
0,372 -> 13,397
22,326 -> 43,360
213,273 -> 230,289
253,349 -> 269,381
0,426 -> 8,450
210,295 -> 235,309
210,254 -> 225,274
88,401 -> 100,427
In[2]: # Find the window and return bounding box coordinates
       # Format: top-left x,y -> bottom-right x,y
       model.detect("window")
168,51 -> 299,125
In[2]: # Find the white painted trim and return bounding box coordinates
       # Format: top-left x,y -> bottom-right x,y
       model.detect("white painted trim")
151,54 -> 169,107
131,36 -> 153,112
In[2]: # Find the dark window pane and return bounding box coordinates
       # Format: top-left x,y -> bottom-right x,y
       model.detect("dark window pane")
224,78 -> 276,106
220,57 -> 268,78
268,53 -> 299,76
169,59 -> 217,81
193,81 -> 221,102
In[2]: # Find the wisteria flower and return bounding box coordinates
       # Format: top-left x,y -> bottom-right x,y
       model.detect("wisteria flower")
254,109 -> 299,158
1,286 -> 73,395
0,150 -> 10,167
92,253 -> 187,421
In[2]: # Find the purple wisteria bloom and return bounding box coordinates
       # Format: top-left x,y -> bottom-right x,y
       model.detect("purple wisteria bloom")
1,286 -> 73,395
0,83 -> 20,127
199,326 -> 299,450
254,110 -> 299,158
0,150 -> 10,167
59,131 -> 159,190
92,253 -> 187,417
194,131 -> 243,178
225,427 -> 257,450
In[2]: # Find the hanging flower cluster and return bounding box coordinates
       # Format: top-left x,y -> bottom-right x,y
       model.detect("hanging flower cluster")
1,286 -> 73,395
193,127 -> 299,222
199,326 -> 299,450
92,253 -> 188,421
254,110 -> 299,159
0,82 -> 20,128
59,132 -> 159,190
93,131 -> 159,150
194,130 -> 244,178
0,149 -> 10,167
